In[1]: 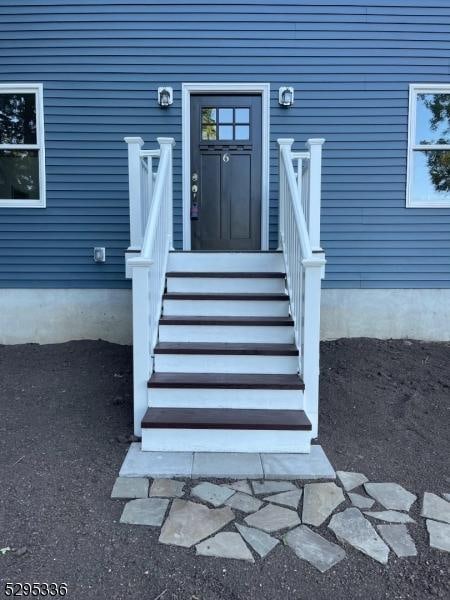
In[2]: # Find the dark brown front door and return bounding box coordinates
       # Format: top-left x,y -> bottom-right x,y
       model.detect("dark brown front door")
190,94 -> 262,250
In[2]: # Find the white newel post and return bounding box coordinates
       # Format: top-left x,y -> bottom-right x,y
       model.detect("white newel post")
277,139 -> 294,250
306,138 -> 325,252
157,137 -> 175,250
302,256 -> 325,438
124,136 -> 144,250
130,258 -> 152,436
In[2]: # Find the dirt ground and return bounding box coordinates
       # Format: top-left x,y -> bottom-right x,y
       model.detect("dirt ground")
0,339 -> 449,600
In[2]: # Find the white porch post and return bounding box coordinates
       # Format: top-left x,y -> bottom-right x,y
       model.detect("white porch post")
124,136 -> 144,251
130,258 -> 152,436
305,138 -> 325,252
302,256 -> 325,438
277,138 -> 294,250
157,137 -> 176,250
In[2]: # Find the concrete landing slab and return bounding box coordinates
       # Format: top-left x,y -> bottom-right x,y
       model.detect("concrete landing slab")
261,446 -> 335,480
192,452 -> 264,479
119,443 -> 335,480
119,443 -> 193,478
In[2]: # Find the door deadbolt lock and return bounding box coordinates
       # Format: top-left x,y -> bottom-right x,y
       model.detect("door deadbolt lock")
191,172 -> 198,182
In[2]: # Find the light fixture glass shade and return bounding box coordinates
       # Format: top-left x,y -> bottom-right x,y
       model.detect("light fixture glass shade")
157,86 -> 173,107
278,86 -> 294,107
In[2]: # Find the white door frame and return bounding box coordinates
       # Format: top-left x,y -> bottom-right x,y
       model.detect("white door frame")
181,82 -> 270,250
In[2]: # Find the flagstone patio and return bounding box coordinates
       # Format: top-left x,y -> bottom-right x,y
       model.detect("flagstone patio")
111,471 -> 450,571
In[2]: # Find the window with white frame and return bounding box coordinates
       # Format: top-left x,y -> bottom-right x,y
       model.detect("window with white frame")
407,84 -> 450,208
0,84 -> 45,208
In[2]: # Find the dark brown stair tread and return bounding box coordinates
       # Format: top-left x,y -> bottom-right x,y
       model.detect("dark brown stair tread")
166,271 -> 285,278
148,372 -> 304,390
159,316 -> 294,326
154,342 -> 298,356
141,408 -> 311,431
163,292 -> 289,301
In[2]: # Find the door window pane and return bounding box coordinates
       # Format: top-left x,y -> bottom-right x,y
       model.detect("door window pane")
0,150 -> 40,200
415,93 -> 450,145
235,108 -> 250,124
202,125 -> 216,140
411,149 -> 450,204
218,108 -> 233,123
218,125 -> 233,140
235,125 -> 250,140
0,93 -> 37,144
201,108 -> 216,124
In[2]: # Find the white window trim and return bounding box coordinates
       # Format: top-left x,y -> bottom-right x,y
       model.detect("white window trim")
0,83 -> 46,208
181,82 -> 270,250
407,83 -> 450,208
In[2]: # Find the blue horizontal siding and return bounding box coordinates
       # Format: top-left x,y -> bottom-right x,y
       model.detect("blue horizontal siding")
1,1 -> 450,289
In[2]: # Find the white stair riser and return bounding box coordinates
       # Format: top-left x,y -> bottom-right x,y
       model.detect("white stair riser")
163,299 -> 289,317
142,428 -> 312,453
166,277 -> 285,294
148,388 -> 303,410
168,252 -> 284,272
154,353 -> 298,374
158,324 -> 295,343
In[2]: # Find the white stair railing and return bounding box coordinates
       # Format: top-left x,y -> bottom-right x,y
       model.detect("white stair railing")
124,137 -> 175,435
278,137 -> 325,438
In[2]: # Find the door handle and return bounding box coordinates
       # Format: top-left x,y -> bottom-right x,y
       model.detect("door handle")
191,175 -> 199,220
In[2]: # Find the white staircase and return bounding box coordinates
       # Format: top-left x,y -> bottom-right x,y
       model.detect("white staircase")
125,136 -> 325,455
141,251 -> 312,453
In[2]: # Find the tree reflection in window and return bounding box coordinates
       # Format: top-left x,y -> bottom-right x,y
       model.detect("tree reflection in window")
418,94 -> 450,195
0,94 -> 37,144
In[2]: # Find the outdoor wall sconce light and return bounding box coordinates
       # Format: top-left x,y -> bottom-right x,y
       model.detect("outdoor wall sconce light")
158,87 -> 173,107
279,86 -> 294,107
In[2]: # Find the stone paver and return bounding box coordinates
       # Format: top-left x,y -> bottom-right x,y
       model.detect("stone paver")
364,483 -> 416,512
227,480 -> 253,495
192,453 -> 263,479
261,446 -> 335,480
252,480 -> 297,495
421,492 -> 450,524
235,523 -> 279,558
119,444 -> 193,478
111,477 -> 149,499
285,525 -> 346,573
192,482 -> 235,507
120,498 -> 169,526
426,519 -> 450,553
264,489 -> 303,509
225,492 -> 263,513
302,482 -> 345,526
336,471 -> 368,492
159,500 -> 234,548
348,492 -> 375,510
196,532 -> 254,562
149,479 -> 185,498
377,524 -> 417,557
363,510 -> 415,524
245,504 -> 300,533
329,507 -> 390,564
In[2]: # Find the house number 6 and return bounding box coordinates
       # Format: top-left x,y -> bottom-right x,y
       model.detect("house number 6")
223,153 -> 230,163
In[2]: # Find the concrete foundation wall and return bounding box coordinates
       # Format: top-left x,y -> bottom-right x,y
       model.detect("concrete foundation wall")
0,288 -> 449,345
321,289 -> 450,342
0,289 -> 132,345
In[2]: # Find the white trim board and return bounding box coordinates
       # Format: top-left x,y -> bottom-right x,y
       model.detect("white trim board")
0,82 -> 46,208
181,82 -> 270,250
